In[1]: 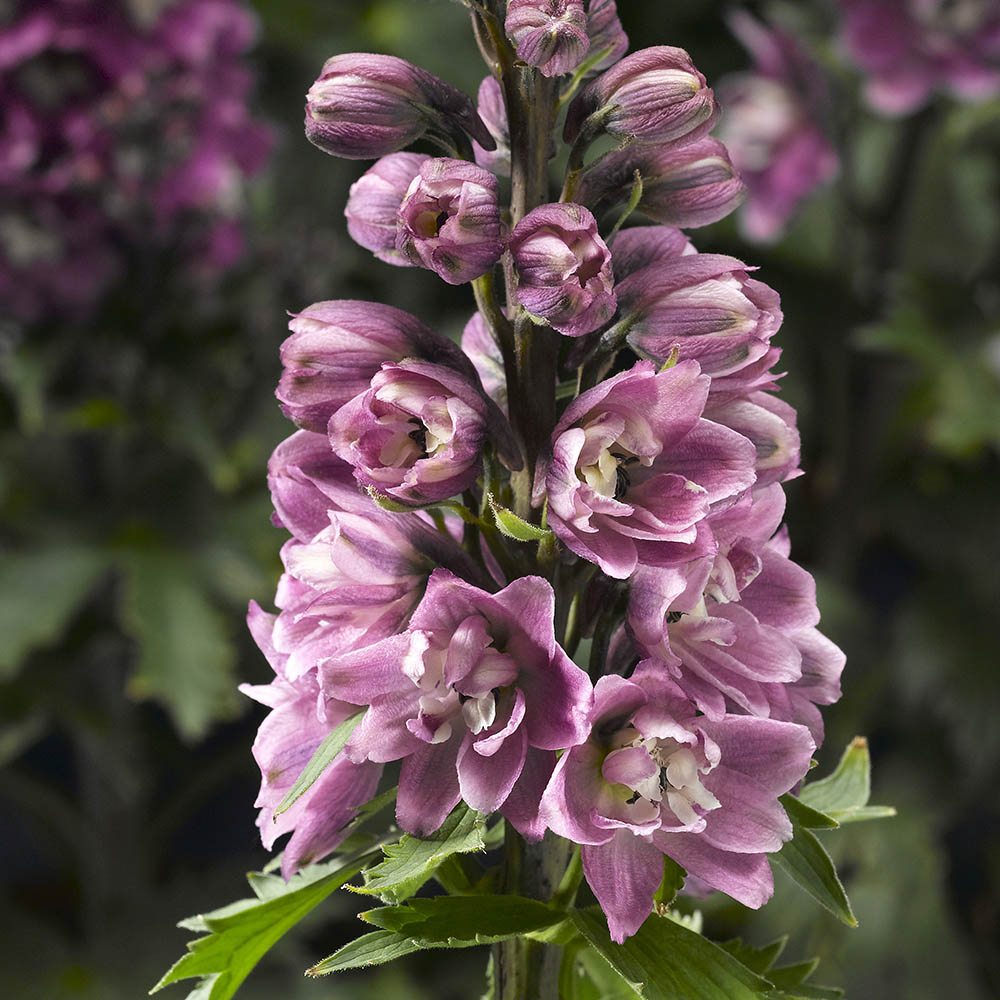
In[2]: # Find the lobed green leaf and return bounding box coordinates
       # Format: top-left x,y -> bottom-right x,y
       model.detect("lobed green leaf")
800,736 -> 896,824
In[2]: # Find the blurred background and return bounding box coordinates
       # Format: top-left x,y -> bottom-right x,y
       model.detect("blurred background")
1,1 -> 997,997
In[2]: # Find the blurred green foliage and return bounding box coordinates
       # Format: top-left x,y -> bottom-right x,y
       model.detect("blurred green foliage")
1,1 -> 998,998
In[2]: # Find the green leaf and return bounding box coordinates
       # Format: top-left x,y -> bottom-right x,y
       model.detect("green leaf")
272,710 -> 364,817
361,894 -> 566,944
0,545 -> 108,679
780,794 -> 839,830
572,908 -> 771,1000
766,987 -> 843,1000
307,930 -> 425,976
489,496 -> 554,542
652,856 -> 686,913
119,548 -> 239,741
352,803 -> 486,904
766,960 -> 820,989
800,737 -> 896,824
719,937 -> 788,975
152,852 -> 377,999
771,824 -> 858,927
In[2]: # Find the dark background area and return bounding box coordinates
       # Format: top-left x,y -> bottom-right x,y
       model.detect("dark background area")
2,1 -> 998,997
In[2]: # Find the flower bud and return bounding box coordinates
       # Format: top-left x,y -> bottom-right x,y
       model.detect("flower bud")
472,76 -> 510,175
610,225 -> 694,284
462,312 -> 508,414
585,0 -> 629,74
277,300 -> 480,431
616,254 -> 783,380
328,360 -> 494,504
564,46 -> 716,146
344,152 -> 429,264
304,53 -> 495,160
510,202 -> 616,337
395,157 -> 507,285
505,0 -> 590,78
576,136 -> 746,229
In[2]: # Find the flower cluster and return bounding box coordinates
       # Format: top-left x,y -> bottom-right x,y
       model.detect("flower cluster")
0,0 -> 272,323
247,0 -> 844,945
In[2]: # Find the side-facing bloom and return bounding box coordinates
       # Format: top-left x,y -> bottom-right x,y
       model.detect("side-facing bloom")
505,0 -> 590,77
328,359 -> 512,504
277,299 -> 479,431
242,610 -> 382,880
510,202 -> 616,337
614,254 -> 783,383
344,152 -> 429,263
542,360 -> 757,578
473,76 -> 511,175
322,570 -> 594,837
610,225 -> 695,284
396,158 -> 507,285
564,46 -> 716,146
585,0 -> 629,74
717,12 -> 838,242
575,137 -> 746,230
305,53 -> 494,159
540,669 -> 815,941
838,0 -> 1000,115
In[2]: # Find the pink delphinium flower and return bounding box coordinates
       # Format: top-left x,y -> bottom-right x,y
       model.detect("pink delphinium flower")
322,570 -> 593,837
540,668 -> 815,941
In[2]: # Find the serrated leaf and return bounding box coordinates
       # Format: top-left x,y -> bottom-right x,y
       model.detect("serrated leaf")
272,710 -> 364,817
119,548 -> 239,741
307,930 -> 425,976
800,736 -> 895,824
572,908 -> 771,1000
771,824 -> 857,927
361,894 -> 566,944
766,959 -> 821,988
489,496 -> 553,542
0,545 -> 108,679
720,937 -> 788,975
780,794 -> 839,830
153,853 -> 377,999
353,803 -> 485,904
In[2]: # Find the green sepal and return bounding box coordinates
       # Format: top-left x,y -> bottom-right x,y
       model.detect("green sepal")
800,736 -> 896,824
488,495 -> 554,542
272,710 -> 364,818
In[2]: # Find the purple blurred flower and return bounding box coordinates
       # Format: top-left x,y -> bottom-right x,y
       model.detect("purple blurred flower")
472,76 -> 510,175
396,157 -> 507,284
717,12 -> 838,242
575,137 -> 746,230
510,202 -> 616,337
0,0 -> 272,323
277,299 -> 479,432
344,152 -> 429,264
541,360 -> 757,579
321,570 -> 593,837
614,254 -> 783,382
585,0 -> 629,74
565,46 -> 717,146
540,669 -> 815,941
328,360 -> 504,505
505,0 -> 590,77
838,0 -> 1000,114
305,53 -> 494,159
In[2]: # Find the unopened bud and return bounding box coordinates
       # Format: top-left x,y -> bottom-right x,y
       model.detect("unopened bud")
505,0 -> 590,78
